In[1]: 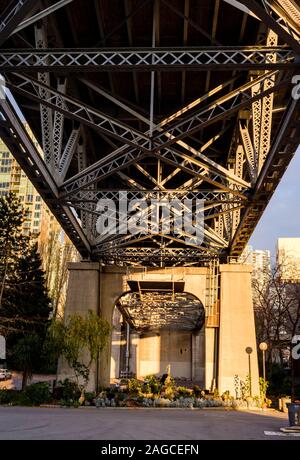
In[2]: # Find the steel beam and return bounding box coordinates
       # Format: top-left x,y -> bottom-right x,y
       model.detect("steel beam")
35,24 -> 54,170
238,0 -> 300,52
153,71 -> 283,150
0,47 -> 296,71
61,146 -> 146,195
11,0 -> 75,36
6,73 -> 151,151
0,96 -> 91,256
0,0 -> 37,46
53,78 -> 67,171
230,97 -> 300,255
58,126 -> 81,181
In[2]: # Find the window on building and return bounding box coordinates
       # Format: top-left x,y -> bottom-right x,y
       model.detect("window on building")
33,220 -> 40,227
35,196 -> 41,202
1,159 -> 12,166
34,212 -> 40,218
35,204 -> 41,210
26,195 -> 33,202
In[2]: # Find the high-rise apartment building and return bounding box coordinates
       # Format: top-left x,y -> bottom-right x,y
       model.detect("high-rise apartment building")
0,127 -> 78,315
239,245 -> 271,279
0,126 -> 55,237
277,238 -> 300,282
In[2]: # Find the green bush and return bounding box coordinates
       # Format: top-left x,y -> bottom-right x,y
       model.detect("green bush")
177,386 -> 191,398
60,399 -> 80,408
84,392 -> 96,403
0,389 -> 33,406
58,378 -> 80,401
0,390 -> 19,405
24,382 -> 52,405
128,378 -> 141,394
193,385 -> 202,398
17,392 -> 32,406
141,383 -> 151,394
144,375 -> 161,394
105,387 -> 116,400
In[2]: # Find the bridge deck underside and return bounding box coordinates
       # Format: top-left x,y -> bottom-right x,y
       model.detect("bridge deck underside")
117,291 -> 205,332
0,0 -> 300,266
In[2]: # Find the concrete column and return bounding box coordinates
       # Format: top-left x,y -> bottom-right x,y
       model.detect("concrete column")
218,264 -> 259,396
110,308 -> 122,380
57,262 -> 101,391
205,327 -> 216,391
130,332 -> 140,378
98,268 -> 125,387
192,331 -> 205,386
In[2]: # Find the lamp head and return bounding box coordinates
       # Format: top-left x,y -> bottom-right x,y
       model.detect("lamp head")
259,342 -> 268,351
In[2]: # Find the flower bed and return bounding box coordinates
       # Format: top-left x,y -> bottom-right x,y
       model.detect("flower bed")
0,375 -> 273,410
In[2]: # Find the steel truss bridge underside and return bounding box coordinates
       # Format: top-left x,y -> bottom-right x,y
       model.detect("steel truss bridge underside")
0,0 -> 300,267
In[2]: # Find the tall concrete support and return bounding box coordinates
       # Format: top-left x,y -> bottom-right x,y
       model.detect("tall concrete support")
59,262 -> 259,395
205,327 -> 217,391
218,264 -> 259,396
98,267 -> 125,388
192,331 -> 205,383
57,262 -> 101,391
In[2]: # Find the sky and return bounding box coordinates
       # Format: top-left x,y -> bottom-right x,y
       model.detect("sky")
249,147 -> 300,255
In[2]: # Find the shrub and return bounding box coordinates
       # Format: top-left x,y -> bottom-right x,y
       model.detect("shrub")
145,374 -> 157,384
105,387 -> 116,400
193,385 -> 202,398
151,381 -> 160,394
0,389 -> 33,406
58,378 -> 80,401
144,375 -> 163,394
84,392 -> 96,403
176,386 -> 192,398
213,388 -> 220,398
0,390 -> 19,405
128,378 -> 141,394
17,392 -> 32,406
164,386 -> 175,400
60,399 -> 80,408
141,383 -> 151,394
221,390 -> 231,400
24,382 -> 52,405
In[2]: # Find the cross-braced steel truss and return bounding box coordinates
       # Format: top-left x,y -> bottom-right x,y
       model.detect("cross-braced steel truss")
0,0 -> 300,267
117,290 -> 206,332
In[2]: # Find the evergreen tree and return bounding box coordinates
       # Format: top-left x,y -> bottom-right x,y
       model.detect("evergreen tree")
5,242 -> 51,334
0,193 -> 51,342
0,192 -> 28,310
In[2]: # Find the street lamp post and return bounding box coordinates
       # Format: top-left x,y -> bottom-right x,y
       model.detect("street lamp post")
245,347 -> 253,397
259,342 -> 268,381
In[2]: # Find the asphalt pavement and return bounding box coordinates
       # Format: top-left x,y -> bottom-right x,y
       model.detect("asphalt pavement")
0,406 -> 297,440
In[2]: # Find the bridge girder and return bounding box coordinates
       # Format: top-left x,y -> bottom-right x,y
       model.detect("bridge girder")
0,0 -> 300,266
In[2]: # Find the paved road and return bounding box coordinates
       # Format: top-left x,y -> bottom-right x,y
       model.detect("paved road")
0,407 -> 296,440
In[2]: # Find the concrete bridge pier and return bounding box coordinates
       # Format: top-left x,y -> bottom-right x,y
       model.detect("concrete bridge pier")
218,264 -> 259,397
58,262 -> 259,397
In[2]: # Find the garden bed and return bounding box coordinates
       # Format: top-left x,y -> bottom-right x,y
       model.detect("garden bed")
0,375 -> 274,410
